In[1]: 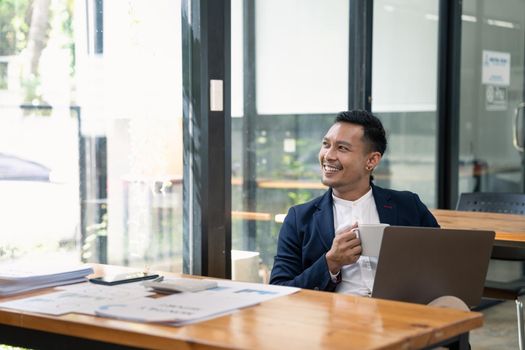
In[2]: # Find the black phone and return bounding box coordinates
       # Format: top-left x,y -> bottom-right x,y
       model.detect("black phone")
89,272 -> 160,286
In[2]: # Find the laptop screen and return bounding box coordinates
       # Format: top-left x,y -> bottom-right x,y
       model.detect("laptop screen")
371,226 -> 495,307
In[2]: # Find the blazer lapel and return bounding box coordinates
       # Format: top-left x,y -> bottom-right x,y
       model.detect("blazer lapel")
372,184 -> 398,225
313,190 -> 335,252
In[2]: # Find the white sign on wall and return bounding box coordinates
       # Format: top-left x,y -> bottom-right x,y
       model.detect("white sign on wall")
482,50 -> 511,86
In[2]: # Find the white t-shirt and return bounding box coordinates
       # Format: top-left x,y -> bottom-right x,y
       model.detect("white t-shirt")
332,188 -> 380,296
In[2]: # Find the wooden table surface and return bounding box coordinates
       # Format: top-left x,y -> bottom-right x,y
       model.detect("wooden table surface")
432,209 -> 525,243
0,264 -> 482,350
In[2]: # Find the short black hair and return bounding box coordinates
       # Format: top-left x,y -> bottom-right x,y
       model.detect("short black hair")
335,110 -> 387,155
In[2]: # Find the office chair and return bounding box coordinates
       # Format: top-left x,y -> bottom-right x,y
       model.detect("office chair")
456,192 -> 525,350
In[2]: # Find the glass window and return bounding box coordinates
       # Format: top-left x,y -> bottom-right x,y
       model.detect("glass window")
80,1 -> 184,271
231,0 -> 244,118
231,0 -> 349,283
0,0 -> 80,265
458,0 -> 525,195
0,0 -> 184,272
371,0 -> 440,208
457,0 -> 525,297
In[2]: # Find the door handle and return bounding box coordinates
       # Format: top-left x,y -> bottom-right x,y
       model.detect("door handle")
513,102 -> 525,153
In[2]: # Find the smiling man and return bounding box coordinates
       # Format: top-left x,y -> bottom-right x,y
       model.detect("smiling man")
269,110 -> 439,294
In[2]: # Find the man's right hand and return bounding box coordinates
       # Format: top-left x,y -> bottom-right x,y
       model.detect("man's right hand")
325,224 -> 362,274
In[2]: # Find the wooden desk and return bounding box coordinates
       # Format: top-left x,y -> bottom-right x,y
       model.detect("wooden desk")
432,209 -> 525,247
0,265 -> 482,350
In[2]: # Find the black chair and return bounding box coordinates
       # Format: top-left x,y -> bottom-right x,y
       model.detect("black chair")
456,192 -> 525,350
457,192 -> 525,215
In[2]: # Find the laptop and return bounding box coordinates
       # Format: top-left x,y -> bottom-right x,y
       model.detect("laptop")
371,226 -> 495,307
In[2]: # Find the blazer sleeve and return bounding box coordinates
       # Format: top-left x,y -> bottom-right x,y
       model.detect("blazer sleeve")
269,207 -> 338,291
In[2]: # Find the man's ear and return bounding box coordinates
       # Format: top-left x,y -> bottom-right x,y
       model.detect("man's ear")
368,152 -> 382,169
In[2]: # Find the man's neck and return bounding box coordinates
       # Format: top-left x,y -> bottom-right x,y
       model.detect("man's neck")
332,184 -> 372,202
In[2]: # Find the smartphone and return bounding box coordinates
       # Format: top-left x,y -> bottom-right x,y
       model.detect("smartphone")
89,272 -> 160,286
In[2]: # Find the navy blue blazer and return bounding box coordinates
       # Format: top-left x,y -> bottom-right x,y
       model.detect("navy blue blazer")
269,184 -> 439,292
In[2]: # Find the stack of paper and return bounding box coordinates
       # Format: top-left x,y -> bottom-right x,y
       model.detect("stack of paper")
0,264 -> 93,296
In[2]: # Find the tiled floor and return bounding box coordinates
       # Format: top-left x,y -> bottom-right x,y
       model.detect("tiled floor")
471,300 -> 520,350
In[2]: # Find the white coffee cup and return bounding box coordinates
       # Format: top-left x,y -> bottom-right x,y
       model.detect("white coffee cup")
356,223 -> 390,257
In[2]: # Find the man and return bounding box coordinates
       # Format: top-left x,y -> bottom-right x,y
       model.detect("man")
270,110 -> 439,294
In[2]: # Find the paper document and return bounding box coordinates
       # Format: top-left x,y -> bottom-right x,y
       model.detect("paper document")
96,292 -> 258,324
58,280 -> 155,296
0,281 -> 154,316
0,273 -> 299,326
197,279 -> 300,303
0,263 -> 93,296
0,264 -> 93,281
95,279 -> 299,325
